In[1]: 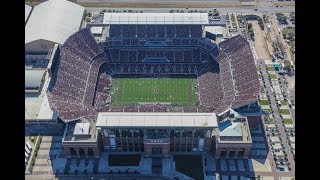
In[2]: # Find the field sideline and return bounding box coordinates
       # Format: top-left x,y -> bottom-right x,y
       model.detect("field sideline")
112,78 -> 198,105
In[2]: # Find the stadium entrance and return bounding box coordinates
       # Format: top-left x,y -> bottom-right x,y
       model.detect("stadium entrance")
152,147 -> 162,155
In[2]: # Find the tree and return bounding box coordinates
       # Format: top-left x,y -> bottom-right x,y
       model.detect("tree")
248,23 -> 253,30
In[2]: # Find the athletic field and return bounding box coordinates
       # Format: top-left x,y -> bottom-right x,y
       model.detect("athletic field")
112,78 -> 198,105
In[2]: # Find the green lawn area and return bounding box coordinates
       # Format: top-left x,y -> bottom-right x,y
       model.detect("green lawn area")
28,136 -> 36,144
283,118 -> 293,124
281,100 -> 287,105
288,40 -> 295,49
267,66 -> 276,71
282,27 -> 295,38
269,74 -> 278,79
173,155 -> 203,180
28,136 -> 42,173
112,78 -> 198,105
265,117 -> 274,124
108,155 -> 141,166
279,109 -> 290,114
259,100 -> 270,105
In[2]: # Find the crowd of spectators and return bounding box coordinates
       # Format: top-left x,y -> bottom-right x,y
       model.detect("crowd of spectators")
109,25 -> 202,39
48,27 -> 259,121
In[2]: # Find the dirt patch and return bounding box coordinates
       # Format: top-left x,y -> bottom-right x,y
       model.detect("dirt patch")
249,21 -> 270,59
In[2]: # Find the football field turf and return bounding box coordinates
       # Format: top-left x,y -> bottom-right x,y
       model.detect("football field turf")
112,78 -> 198,105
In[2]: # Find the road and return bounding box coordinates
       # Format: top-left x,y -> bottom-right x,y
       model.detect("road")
26,174 -> 172,180
278,75 -> 295,122
85,6 -> 294,14
258,60 -> 295,176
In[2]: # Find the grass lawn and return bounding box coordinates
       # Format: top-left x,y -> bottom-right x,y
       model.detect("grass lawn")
282,27 -> 295,38
112,78 -> 198,105
281,100 -> 287,105
259,100 -> 270,105
288,40 -> 295,49
283,118 -> 293,124
279,109 -> 290,114
28,136 -> 36,144
108,155 -> 141,166
267,66 -> 276,71
269,74 -> 278,79
28,136 -> 42,173
265,117 -> 274,124
173,155 -> 203,180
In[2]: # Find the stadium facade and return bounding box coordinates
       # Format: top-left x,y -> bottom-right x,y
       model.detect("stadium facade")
47,13 -> 260,159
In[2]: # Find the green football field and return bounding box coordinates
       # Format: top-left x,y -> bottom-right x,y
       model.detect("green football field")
112,78 -> 198,105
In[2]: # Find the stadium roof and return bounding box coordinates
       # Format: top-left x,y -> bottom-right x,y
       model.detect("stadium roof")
25,5 -> 32,22
25,0 -> 85,45
25,69 -> 45,89
103,13 -> 209,24
96,112 -> 218,128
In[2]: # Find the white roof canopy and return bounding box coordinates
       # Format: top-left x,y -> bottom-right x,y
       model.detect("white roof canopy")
25,5 -> 32,22
103,13 -> 209,25
96,112 -> 218,128
25,0 -> 85,45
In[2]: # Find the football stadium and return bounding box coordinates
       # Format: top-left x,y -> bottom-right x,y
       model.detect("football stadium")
46,13 -> 259,159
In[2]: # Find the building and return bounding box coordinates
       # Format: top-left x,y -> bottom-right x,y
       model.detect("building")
25,5 -> 32,24
46,13 -> 259,161
25,0 -> 85,54
62,112 -> 252,158
205,26 -> 225,40
25,69 -> 46,94
90,27 -> 103,36
62,121 -> 100,158
215,118 -> 252,158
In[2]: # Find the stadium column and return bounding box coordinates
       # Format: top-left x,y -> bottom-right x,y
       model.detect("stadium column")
126,130 -> 129,152
235,150 -> 239,158
84,148 -> 88,158
64,147 -> 71,158
185,130 -> 188,152
179,130 -> 183,152
76,148 -> 80,158
243,148 -> 251,158
191,130 -> 195,151
130,130 -> 135,152
93,148 -> 100,158
226,150 -> 230,158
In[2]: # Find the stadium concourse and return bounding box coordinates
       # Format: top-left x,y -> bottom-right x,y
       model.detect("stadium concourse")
47,25 -> 260,122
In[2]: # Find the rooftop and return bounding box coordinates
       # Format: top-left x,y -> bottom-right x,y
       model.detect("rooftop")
25,5 -> 32,22
63,120 -> 97,142
25,93 -> 56,120
90,26 -> 103,34
218,121 -> 242,137
25,72 -> 56,120
96,112 -> 218,128
74,123 -> 90,135
25,0 -> 84,44
205,26 -> 224,35
217,118 -> 251,143
103,13 -> 209,24
25,69 -> 45,89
